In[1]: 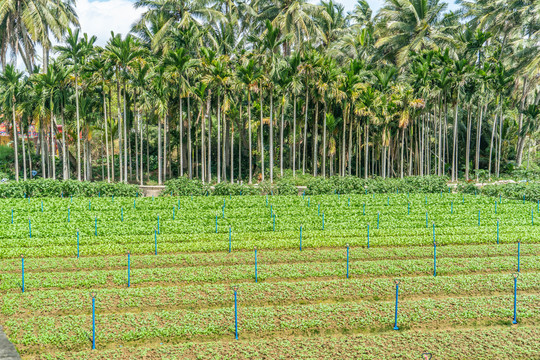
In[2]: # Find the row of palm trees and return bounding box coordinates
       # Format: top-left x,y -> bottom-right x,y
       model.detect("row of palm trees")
0,0 -> 539,184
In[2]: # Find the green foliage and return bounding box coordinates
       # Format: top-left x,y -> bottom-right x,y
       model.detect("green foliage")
163,177 -> 206,196
0,179 -> 138,198
470,182 -> 540,202
212,182 -> 259,196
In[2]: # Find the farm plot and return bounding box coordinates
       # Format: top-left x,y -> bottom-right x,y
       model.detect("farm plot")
0,193 -> 538,359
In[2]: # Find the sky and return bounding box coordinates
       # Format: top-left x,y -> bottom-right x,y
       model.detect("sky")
80,0 -> 460,46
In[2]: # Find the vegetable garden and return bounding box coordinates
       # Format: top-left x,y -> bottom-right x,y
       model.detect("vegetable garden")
0,192 -> 539,359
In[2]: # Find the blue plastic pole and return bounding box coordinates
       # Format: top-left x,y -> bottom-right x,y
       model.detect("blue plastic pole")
322,212 -> 325,230
363,203 -> 365,215
308,197 -> 310,207
29,218 -> 31,238
318,203 -> 320,216
302,192 -> 305,200
216,214 -> 218,233
112,195 -> 114,203
89,200 -> 91,211
478,210 -> 481,226
121,207 -> 124,222
172,206 -> 175,221
299,225 -> 302,251
127,252 -> 131,287
532,208 -> 534,226
513,275 -> 518,324
270,205 -> 273,217
348,197 -> 350,207
523,195 -> 525,204
407,202 -> 410,215
229,226 -> 232,253
222,205 -> 225,219
134,199 -> 136,209
68,207 -> 70,223
154,229 -> 157,255
273,213 -> 276,231
432,222 -> 435,243
393,281 -> 400,330
234,288 -> 238,340
21,255 -> 24,293
178,199 -> 180,209
92,295 -> 96,349
367,224 -> 370,249
41,200 -> 43,212
426,211 -> 428,228
387,196 -> 389,206
377,212 -> 380,229
95,216 -> 97,236
157,214 -> 160,234
77,229 -> 80,258
517,242 -> 521,272
346,244 -> 350,279
11,208 -> 13,224
265,195 -> 268,207
433,241 -> 437,277
254,247 -> 258,283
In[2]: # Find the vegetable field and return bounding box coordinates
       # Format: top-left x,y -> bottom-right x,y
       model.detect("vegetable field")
1,193 -> 539,359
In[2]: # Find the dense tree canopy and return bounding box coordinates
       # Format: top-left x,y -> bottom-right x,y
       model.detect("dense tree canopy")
0,0 -> 539,185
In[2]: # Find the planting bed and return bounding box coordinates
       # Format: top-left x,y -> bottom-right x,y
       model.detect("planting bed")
0,193 -> 538,359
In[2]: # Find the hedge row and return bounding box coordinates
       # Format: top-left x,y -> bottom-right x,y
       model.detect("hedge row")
162,178 -> 298,196
459,182 -> 540,202
0,180 -> 139,198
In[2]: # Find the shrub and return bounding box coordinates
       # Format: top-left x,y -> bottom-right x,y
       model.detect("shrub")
163,177 -> 206,196
0,179 -> 139,198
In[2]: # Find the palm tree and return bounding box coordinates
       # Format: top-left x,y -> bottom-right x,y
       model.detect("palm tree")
375,0 -> 453,66
237,57 -> 262,183
56,28 -> 96,181
0,64 -> 24,181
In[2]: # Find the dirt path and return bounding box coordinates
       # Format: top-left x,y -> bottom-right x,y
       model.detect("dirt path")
0,326 -> 20,360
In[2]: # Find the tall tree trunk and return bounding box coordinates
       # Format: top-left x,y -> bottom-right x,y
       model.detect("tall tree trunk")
292,95 -> 296,178
40,127 -> 46,178
164,114 -> 168,182
302,85 -> 308,175
116,72 -> 123,182
315,102 -> 320,177
400,127 -> 405,178
269,89 -> 274,183
496,100 -> 503,177
75,73 -> 81,181
451,94 -> 460,182
364,123 -> 369,179
140,111 -> 143,185
515,77 -> 528,167
248,90 -> 252,183
260,87 -> 264,181
11,106 -> 19,181
207,93 -> 212,183
158,115 -> 162,185
341,105 -> 347,176
103,84 -> 110,182
217,94 -> 221,182
50,112 -> 55,180
348,110 -> 353,175
61,109 -> 68,180
475,104 -> 484,181
201,99 -> 206,183
280,94 -> 285,177
123,80 -> 128,182
188,96 -> 192,179
179,95 -> 184,176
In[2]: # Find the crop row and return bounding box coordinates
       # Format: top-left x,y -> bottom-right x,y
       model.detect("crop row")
0,243 -> 534,272
2,273 -> 538,317
1,255 -> 534,291
24,325 -> 540,360
4,294 -> 539,354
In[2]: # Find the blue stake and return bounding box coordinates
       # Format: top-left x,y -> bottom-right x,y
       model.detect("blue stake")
134,199 -> 136,209
91,293 -> 96,349
308,197 -> 310,207
154,228 -> 157,255
363,203 -> 365,215
112,195 -> 114,203
433,241 -> 437,277
127,251 -> 131,287
95,216 -> 97,236
233,287 -> 238,340
215,214 -> 218,233
512,273 -> 519,324
157,214 -> 160,234
41,200 -> 43,212
426,212 -> 428,228
89,200 -> 91,211
532,208 -> 534,226
367,224 -> 370,248
28,218 -> 31,238
348,197 -> 350,207
393,279 -> 400,330
302,192 -> 305,200
172,206 -> 175,221
346,244 -> 350,279
377,212 -> 380,229
77,229 -> 80,258
318,203 -> 320,216
273,213 -> 276,232
178,199 -> 180,209
387,196 -> 389,206
432,222 -> 435,243
121,207 -> 124,222
299,225 -> 302,251
254,247 -> 258,283
322,212 -> 325,230
222,205 -> 225,219
265,195 -> 268,207
68,207 -> 70,223
478,210 -> 481,226
21,255 -> 24,293
270,205 -> 273,217
229,226 -> 232,253
11,208 -> 13,224
407,202 -> 410,215
523,195 -> 525,204
517,241 -> 521,272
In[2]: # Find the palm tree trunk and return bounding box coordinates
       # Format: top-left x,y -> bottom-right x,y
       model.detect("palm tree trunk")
496,100 -> 503,177
364,123 -> 369,179
21,126 -> 26,181
40,127 -> 46,178
280,94 -> 285,178
123,80 -> 128,182
230,114 -> 234,183
223,105 -> 227,182
207,93 -> 212,183
475,104 -> 484,180
269,88 -> 274,183
188,96 -> 192,179
158,115 -> 162,185
164,114 -> 168,182
348,110 -> 353,175
319,103 -> 324,177
217,94 -> 221,182
292,94 -> 296,178
116,72 -> 123,182
465,106 -> 472,180
103,85 -> 110,183
260,87 -> 264,181
302,86 -> 308,175
179,95 -> 184,176
75,73 -> 81,181
248,90 -> 252,183
201,99 -> 206,183
341,105 -> 347,176
140,111 -> 143,185
11,105 -> 19,181
51,114 -> 55,180
451,94 -> 460,182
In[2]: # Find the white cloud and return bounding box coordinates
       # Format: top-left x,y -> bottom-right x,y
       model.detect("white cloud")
75,0 -> 145,46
